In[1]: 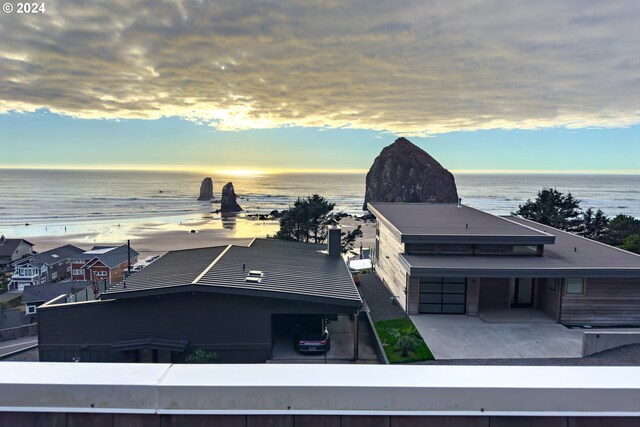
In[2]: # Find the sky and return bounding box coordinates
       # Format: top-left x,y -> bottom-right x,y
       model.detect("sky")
0,0 -> 639,173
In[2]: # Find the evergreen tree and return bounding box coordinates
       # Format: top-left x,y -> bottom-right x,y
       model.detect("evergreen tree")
274,194 -> 335,243
622,234 -> 640,254
601,214 -> 640,246
578,208 -> 609,240
341,225 -> 363,254
514,188 -> 582,231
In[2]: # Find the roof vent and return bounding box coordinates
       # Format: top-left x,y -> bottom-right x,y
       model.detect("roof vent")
51,254 -> 59,258
247,270 -> 263,277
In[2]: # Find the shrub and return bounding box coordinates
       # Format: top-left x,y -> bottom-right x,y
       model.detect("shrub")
185,348 -> 218,364
389,327 -> 421,357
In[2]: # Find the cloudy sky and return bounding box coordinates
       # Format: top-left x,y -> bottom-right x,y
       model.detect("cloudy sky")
0,0 -> 638,173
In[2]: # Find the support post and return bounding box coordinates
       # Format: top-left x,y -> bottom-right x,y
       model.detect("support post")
353,311 -> 359,361
127,239 -> 131,277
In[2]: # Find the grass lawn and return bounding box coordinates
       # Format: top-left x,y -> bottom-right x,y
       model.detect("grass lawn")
374,317 -> 434,363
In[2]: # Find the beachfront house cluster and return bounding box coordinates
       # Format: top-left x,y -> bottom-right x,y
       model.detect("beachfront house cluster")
69,244 -> 139,285
7,243 -> 138,292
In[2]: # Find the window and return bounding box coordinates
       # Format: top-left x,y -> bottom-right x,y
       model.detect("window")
438,244 -> 470,254
474,244 -> 508,254
405,243 -> 437,254
51,272 -> 57,279
72,269 -> 84,276
26,305 -> 37,314
511,245 -> 539,255
566,278 -> 584,294
94,271 -> 107,276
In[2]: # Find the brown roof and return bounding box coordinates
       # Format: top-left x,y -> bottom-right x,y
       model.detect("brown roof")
0,238 -> 34,257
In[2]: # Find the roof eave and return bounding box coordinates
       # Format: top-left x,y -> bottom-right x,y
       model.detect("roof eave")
106,283 -> 362,310
400,235 -> 555,245
407,266 -> 640,279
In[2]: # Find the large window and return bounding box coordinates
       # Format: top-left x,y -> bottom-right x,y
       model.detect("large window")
72,269 -> 84,276
419,277 -> 466,314
511,245 -> 539,255
406,243 -> 541,256
566,278 -> 585,295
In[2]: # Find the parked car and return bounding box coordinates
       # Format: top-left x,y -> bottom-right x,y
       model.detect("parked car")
294,319 -> 330,353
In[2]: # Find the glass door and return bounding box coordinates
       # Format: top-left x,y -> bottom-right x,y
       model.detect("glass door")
511,278 -> 533,308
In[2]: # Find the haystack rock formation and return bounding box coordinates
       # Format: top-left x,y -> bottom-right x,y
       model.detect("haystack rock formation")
363,137 -> 459,209
197,177 -> 214,201
221,182 -> 243,212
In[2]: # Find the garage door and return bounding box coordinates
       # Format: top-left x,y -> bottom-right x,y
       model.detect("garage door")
419,277 -> 467,314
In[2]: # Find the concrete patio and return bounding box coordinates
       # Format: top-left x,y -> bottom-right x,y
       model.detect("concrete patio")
410,314 -> 584,359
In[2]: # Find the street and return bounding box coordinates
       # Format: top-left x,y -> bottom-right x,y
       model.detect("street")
0,336 -> 38,359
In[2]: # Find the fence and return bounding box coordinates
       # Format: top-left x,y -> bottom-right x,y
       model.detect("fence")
66,280 -> 110,303
0,323 -> 37,342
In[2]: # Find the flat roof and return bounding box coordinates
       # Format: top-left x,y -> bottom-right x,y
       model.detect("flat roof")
401,216 -> 640,278
368,203 -> 555,244
1,363 -> 640,415
105,239 -> 362,307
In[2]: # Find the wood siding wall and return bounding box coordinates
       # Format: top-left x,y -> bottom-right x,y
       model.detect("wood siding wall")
561,278 -> 640,326
38,292 -> 352,363
478,278 -> 510,311
466,277 -> 480,315
374,222 -> 408,311
536,278 -> 561,321
407,275 -> 420,315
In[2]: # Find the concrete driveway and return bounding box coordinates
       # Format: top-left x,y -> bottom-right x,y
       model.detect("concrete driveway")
410,315 -> 584,359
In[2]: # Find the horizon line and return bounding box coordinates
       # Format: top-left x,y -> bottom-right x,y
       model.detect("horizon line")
0,165 -> 639,176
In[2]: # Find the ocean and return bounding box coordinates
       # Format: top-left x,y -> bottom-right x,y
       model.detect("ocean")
1,169 -> 639,234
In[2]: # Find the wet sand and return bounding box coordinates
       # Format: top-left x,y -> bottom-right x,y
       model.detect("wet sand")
21,215 -> 376,258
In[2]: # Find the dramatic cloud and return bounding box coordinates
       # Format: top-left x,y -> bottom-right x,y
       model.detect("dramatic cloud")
0,0 -> 638,135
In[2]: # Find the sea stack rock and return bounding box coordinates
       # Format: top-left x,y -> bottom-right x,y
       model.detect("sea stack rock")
221,182 -> 243,212
197,177 -> 214,201
363,137 -> 459,209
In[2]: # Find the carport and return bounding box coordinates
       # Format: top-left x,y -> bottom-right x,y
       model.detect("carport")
270,315 -> 379,363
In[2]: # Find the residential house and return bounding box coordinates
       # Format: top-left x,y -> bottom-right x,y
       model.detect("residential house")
22,281 -> 93,315
0,236 -> 34,272
70,244 -> 139,284
9,244 -> 85,291
369,202 -> 640,326
37,234 -> 362,363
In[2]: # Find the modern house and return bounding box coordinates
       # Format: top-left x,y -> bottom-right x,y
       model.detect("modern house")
70,244 -> 139,284
22,281 -> 93,316
37,234 -> 362,363
9,244 -> 85,290
369,202 -> 640,326
0,236 -> 34,272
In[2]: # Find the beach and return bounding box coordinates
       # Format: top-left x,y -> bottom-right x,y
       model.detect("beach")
19,213 -> 377,258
